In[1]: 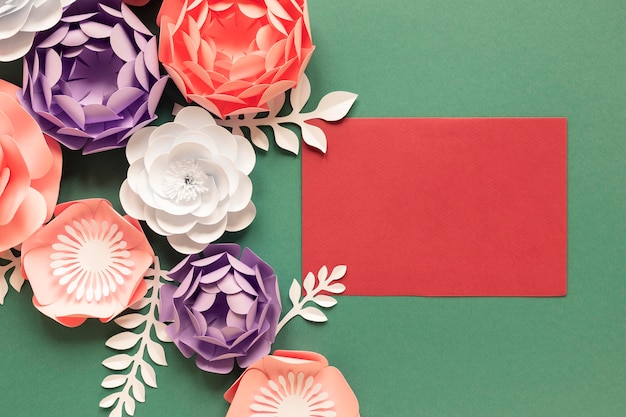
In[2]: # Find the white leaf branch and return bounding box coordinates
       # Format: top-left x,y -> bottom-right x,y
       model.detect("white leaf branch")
276,265 -> 347,334
217,74 -> 357,154
99,256 -> 172,417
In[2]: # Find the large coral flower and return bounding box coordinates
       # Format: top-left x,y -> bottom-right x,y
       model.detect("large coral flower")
224,350 -> 360,417
21,199 -> 154,327
157,0 -> 314,118
0,79 -> 62,252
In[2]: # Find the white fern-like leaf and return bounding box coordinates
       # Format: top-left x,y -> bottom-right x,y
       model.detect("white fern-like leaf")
276,265 -> 348,333
217,74 -> 358,154
100,256 -> 173,417
0,249 -> 24,305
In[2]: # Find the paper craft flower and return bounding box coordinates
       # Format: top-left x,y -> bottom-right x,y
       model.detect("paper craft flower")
0,0 -> 74,62
224,350 -> 360,417
0,79 -> 62,252
20,0 -> 168,154
157,0 -> 315,118
159,243 -> 281,374
20,198 -> 154,327
119,106 -> 256,254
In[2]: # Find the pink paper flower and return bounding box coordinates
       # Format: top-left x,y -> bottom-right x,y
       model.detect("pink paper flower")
21,199 -> 154,327
157,0 -> 315,118
0,79 -> 62,252
224,350 -> 360,417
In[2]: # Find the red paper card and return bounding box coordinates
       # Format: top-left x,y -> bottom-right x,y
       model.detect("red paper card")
302,118 -> 567,296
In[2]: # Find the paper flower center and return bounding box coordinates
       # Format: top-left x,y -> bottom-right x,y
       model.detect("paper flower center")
250,372 -> 336,417
163,159 -> 210,202
50,220 -> 135,303
207,13 -> 264,59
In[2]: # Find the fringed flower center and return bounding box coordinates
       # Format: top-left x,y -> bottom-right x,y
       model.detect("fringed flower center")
164,159 -> 210,202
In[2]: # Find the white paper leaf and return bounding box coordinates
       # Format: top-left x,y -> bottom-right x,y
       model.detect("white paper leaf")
290,74 -> 311,113
106,332 -> 142,350
288,279 -> 301,307
114,313 -> 146,330
302,272 -> 315,294
273,124 -> 300,154
153,321 -> 172,343
129,298 -> 150,310
146,341 -> 167,366
124,396 -> 136,415
0,249 -> 23,305
102,374 -> 127,389
317,265 -> 329,282
249,126 -> 270,151
325,283 -> 347,294
312,91 -> 358,122
299,306 -> 328,322
300,121 -> 327,153
0,277 -> 7,305
99,393 -> 120,409
8,265 -> 24,292
100,256 -> 172,417
312,295 -> 337,308
132,380 -> 145,403
327,265 -> 348,282
102,354 -> 134,371
140,362 -> 157,388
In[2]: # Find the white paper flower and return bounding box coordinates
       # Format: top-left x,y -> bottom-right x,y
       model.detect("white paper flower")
120,106 -> 256,254
0,0 -> 74,62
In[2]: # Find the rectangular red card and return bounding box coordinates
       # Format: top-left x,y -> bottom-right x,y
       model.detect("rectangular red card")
302,118 -> 567,296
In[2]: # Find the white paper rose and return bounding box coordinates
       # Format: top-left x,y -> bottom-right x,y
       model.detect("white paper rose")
120,106 -> 257,254
0,0 -> 74,62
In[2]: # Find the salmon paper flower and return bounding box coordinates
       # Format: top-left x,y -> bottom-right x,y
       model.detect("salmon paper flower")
20,0 -> 168,154
157,0 -> 315,118
119,106 -> 256,255
224,350 -> 360,417
159,243 -> 281,374
0,0 -> 75,62
21,198 -> 154,327
0,79 -> 62,252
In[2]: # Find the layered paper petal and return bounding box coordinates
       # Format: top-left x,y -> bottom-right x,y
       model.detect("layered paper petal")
20,198 -> 154,327
120,106 -> 257,254
19,0 -> 168,154
157,0 -> 314,118
160,244 -> 281,374
224,350 -> 360,417
0,79 -> 62,251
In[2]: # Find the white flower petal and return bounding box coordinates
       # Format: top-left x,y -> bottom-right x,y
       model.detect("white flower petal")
226,201 -> 256,232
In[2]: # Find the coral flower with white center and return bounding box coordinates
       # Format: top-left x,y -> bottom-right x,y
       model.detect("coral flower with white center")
21,198 -> 154,327
224,350 -> 360,417
119,106 -> 257,254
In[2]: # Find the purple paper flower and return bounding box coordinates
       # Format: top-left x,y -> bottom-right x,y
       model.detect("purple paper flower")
20,0 -> 167,154
160,243 -> 282,374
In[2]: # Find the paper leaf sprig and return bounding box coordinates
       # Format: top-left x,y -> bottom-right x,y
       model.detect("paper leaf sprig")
0,249 -> 24,305
99,256 -> 172,417
217,74 -> 357,154
276,265 -> 347,333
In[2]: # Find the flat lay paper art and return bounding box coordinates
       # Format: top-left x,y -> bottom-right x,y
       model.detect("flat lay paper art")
302,118 -> 567,296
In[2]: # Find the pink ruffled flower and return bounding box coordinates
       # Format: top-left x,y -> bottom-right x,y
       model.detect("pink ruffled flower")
224,350 -> 360,417
21,199 -> 154,327
0,79 -> 62,252
157,0 -> 315,118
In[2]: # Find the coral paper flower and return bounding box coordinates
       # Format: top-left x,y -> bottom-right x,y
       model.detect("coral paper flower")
21,198 -> 154,327
20,0 -> 168,154
159,244 -> 281,374
157,0 -> 315,118
0,79 -> 62,252
0,0 -> 74,62
119,106 -> 256,255
224,350 -> 360,417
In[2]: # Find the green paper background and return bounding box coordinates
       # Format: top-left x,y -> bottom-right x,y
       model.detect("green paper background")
1,1 -> 625,416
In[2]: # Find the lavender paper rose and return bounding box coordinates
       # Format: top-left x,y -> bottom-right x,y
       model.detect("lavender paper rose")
160,244 -> 281,374
20,0 -> 167,154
